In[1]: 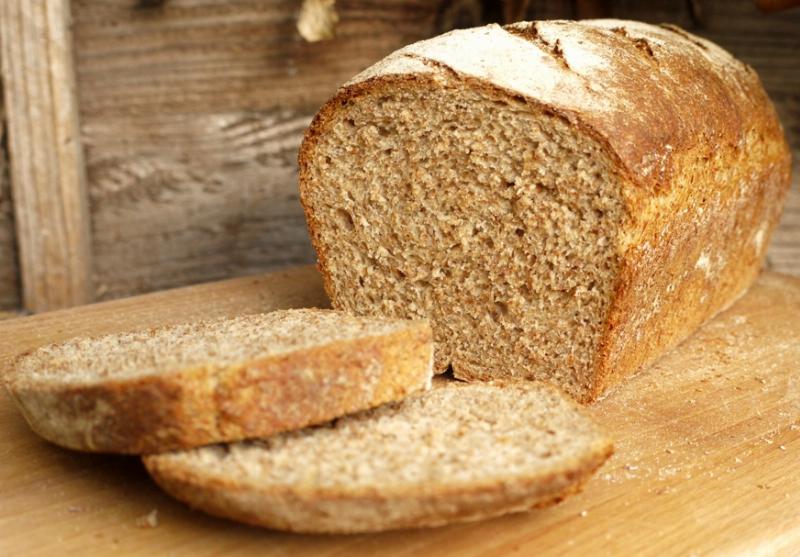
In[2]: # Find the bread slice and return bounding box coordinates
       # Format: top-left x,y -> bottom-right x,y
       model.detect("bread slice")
144,380 -> 612,533
298,20 -> 791,402
5,309 -> 433,454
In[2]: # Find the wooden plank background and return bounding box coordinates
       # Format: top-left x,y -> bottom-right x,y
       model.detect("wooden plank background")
72,0 -> 480,301
0,0 -> 797,310
0,0 -> 94,313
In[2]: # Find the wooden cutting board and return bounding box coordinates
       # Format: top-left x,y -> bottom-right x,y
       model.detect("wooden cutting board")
1,266 -> 799,557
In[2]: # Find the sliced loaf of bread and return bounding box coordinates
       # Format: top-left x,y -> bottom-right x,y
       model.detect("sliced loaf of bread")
298,20 -> 791,402
144,380 -> 612,533
5,309 -> 433,454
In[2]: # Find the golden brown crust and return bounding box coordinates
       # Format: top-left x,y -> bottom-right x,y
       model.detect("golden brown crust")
7,321 -> 433,454
298,20 -> 792,402
143,428 -> 611,534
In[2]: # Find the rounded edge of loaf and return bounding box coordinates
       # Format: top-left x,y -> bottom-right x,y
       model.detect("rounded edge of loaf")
143,381 -> 613,533
5,310 -> 434,454
143,448 -> 611,534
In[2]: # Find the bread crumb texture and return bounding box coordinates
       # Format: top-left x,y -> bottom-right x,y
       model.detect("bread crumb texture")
13,309 -> 413,384
135,509 -> 159,529
303,73 -> 623,399
144,381 -> 612,533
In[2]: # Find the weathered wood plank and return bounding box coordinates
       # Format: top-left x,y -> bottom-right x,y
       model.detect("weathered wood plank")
0,76 -> 20,311
771,181 -> 800,276
517,0 -> 575,19
0,0 -> 93,311
83,109 -> 316,300
72,0 -> 452,118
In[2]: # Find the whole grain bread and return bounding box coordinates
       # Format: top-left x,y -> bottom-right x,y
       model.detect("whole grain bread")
5,309 -> 433,454
298,19 -> 792,402
144,379 -> 612,533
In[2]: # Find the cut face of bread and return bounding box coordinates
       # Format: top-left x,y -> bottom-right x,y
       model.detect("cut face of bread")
299,20 -> 792,402
6,309 -> 433,453
303,78 -> 623,400
144,381 -> 613,533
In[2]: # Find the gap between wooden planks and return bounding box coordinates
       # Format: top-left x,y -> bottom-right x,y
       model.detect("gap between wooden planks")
0,266 -> 799,556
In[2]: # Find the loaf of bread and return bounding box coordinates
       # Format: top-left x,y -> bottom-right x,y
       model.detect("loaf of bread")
144,380 -> 612,533
5,309 -> 432,453
299,19 -> 792,402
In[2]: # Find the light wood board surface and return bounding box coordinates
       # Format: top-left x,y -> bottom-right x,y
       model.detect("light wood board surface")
1,266 -> 799,556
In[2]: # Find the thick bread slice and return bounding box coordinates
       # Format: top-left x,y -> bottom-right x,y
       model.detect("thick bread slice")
5,309 -> 433,454
298,20 -> 791,402
144,381 -> 612,533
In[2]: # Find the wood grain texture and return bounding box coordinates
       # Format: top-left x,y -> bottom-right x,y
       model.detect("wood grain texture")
84,109 -> 315,300
0,266 -> 798,556
0,0 -> 93,312
0,76 -> 20,310
72,0 -> 468,301
72,0 -> 454,118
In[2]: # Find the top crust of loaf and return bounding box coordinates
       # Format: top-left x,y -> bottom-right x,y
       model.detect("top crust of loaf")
306,20 -> 786,195
5,309 -> 434,453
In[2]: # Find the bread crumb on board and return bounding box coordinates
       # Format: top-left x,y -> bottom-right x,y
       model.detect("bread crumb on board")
136,509 -> 159,529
